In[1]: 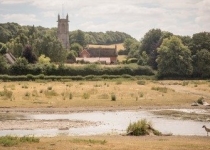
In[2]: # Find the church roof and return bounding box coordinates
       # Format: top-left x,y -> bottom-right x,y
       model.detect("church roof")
86,47 -> 117,57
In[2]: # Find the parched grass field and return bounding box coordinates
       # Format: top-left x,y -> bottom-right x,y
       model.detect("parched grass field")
1,136 -> 210,150
1,79 -> 210,150
0,80 -> 210,108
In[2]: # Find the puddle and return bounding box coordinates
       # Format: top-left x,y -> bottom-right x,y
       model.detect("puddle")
0,110 -> 209,137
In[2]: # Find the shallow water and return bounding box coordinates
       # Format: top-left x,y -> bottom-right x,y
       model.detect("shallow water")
0,110 -> 209,137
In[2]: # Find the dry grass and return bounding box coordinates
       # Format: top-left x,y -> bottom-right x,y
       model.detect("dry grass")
1,136 -> 209,150
0,80 -> 209,108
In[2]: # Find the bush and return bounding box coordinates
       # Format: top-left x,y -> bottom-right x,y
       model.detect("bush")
111,93 -> 116,101
197,97 -> 204,105
151,87 -> 167,93
126,119 -> 162,136
0,136 -> 39,147
137,80 -> 146,85
82,93 -> 90,99
0,87 -> 13,99
69,93 -> 73,99
127,119 -> 150,136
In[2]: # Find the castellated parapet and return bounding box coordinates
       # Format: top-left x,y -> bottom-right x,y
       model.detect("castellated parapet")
57,14 -> 70,49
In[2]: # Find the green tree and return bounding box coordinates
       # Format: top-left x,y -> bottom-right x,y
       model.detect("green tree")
123,38 -> 139,57
70,43 -> 83,55
0,42 -> 7,54
0,55 -> 8,74
139,29 -> 173,69
67,50 -> 77,62
9,57 -> 28,75
22,45 -> 37,63
157,36 -> 193,78
190,32 -> 210,55
192,49 -> 210,78
38,54 -> 51,64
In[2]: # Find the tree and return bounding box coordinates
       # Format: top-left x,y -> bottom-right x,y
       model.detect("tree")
0,55 -> 8,74
157,36 -> 193,78
22,45 -> 37,63
190,32 -> 210,55
192,49 -> 210,78
70,43 -> 83,55
123,38 -> 139,57
0,42 -> 7,54
139,29 -> 173,69
67,50 -> 77,62
38,54 -> 51,64
9,57 -> 28,75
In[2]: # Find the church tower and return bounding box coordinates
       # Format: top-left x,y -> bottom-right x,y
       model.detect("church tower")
57,14 -> 70,49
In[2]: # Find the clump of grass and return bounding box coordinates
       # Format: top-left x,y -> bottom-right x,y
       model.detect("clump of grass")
71,139 -> 106,145
21,85 -> 28,89
182,81 -> 189,86
44,90 -> 58,97
151,87 -> 167,93
69,93 -> 73,99
116,81 -> 122,85
197,97 -> 204,105
126,119 -> 161,136
137,80 -> 146,85
111,93 -> 116,101
82,93 -> 90,99
24,92 -> 30,97
32,90 -> 38,97
47,86 -> 52,90
138,92 -> 144,97
0,87 -> 13,100
0,136 -> 39,147
94,84 -> 102,87
98,93 -> 109,99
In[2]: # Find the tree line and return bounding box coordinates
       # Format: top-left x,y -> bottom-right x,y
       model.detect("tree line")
122,29 -> 210,78
0,22 -> 132,64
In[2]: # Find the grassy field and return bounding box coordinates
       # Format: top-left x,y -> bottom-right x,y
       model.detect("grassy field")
0,136 -> 210,150
0,80 -> 209,108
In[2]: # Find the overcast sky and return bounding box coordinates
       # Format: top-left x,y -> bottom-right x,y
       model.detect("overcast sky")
0,0 -> 209,40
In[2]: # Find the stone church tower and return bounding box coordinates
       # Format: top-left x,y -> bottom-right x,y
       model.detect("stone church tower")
57,14 -> 70,49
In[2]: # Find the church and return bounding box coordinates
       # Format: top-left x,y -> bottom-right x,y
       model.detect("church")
57,14 -> 118,64
57,14 -> 70,49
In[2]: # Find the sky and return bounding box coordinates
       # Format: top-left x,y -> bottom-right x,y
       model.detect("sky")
0,0 -> 210,40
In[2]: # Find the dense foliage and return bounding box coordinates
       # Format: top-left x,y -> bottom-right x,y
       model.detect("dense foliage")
157,36 -> 193,77
122,29 -> 210,78
0,22 -> 210,78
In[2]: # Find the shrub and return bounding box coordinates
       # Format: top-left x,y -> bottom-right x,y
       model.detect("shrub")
98,93 -> 109,99
126,119 -> 161,136
111,93 -> 116,101
82,93 -> 90,99
151,87 -> 167,93
197,97 -> 204,105
0,136 -> 39,147
137,80 -> 146,85
47,86 -> 52,90
127,119 -> 150,136
69,93 -> 73,99
44,90 -> 58,97
116,81 -> 122,85
24,92 -> 30,97
0,87 -> 13,99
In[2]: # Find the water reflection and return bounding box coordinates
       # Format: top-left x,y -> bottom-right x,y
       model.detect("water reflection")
0,110 -> 209,137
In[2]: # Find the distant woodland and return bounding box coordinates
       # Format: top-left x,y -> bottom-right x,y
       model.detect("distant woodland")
0,22 -> 210,78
